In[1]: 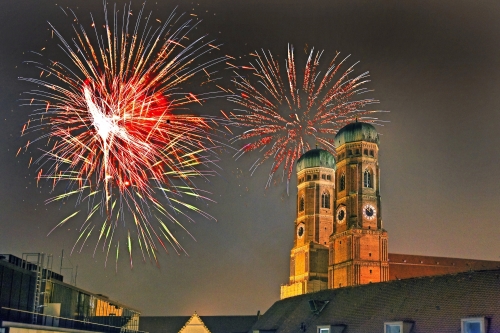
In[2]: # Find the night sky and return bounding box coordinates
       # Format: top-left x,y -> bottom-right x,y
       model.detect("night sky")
1,0 -> 500,316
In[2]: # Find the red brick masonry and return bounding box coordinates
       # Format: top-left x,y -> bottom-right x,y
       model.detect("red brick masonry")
388,253 -> 500,280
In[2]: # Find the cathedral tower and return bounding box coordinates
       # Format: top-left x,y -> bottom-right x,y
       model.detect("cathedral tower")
328,121 -> 389,288
280,149 -> 336,299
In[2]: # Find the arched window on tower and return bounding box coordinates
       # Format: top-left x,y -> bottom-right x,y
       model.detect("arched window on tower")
340,173 -> 346,191
299,197 -> 305,212
321,192 -> 330,209
364,169 -> 372,188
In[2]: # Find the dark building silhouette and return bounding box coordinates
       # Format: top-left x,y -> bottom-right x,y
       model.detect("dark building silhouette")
0,253 -> 141,333
256,269 -> 500,333
140,313 -> 258,333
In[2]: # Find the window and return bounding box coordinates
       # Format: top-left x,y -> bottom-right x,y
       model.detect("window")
327,175 -> 331,181
384,322 -> 414,333
322,174 -> 326,180
313,174 -> 318,180
461,318 -> 485,333
299,197 -> 305,212
347,149 -> 352,156
307,175 -> 312,181
356,149 -> 360,155
364,149 -> 368,155
384,322 -> 402,333
340,173 -> 345,191
321,192 -> 330,209
317,327 -> 330,333
319,325 -> 346,333
370,149 -> 374,156
364,169 -> 372,188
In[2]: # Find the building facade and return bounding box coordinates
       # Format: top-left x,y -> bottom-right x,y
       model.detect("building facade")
281,150 -> 336,298
281,122 -> 389,299
0,253 -> 141,333
329,122 -> 388,289
281,121 -> 500,299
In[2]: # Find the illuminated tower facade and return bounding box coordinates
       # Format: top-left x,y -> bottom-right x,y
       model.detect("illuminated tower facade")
280,149 -> 335,299
328,122 -> 389,288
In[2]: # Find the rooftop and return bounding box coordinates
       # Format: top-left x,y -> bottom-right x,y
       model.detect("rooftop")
253,269 -> 500,333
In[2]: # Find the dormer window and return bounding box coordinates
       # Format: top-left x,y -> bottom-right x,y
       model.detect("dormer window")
384,321 -> 414,333
317,326 -> 330,333
461,317 -> 485,333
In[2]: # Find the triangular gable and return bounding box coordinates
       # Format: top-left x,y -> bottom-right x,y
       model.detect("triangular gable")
178,313 -> 211,333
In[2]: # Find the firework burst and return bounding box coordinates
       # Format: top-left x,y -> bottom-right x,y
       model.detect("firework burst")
19,3 -> 226,266
227,45 -> 384,190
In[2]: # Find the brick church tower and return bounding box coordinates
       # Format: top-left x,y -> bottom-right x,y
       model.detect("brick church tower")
328,121 -> 389,288
281,121 -> 388,299
280,122 -> 500,299
280,149 -> 336,299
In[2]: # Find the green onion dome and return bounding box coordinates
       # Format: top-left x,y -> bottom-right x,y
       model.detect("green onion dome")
296,149 -> 336,173
334,122 -> 379,147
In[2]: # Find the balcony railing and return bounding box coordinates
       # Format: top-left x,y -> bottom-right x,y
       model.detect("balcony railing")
0,307 -> 144,333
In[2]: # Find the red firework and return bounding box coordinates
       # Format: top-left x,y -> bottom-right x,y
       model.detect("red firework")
19,3 -> 226,266
228,45 -> 384,189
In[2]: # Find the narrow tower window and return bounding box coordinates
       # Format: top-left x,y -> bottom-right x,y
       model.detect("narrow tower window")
340,173 -> 346,191
364,169 -> 372,188
321,192 -> 330,209
299,197 -> 305,212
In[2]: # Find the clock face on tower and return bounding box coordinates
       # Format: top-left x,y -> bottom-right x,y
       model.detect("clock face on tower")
297,222 -> 305,239
336,206 -> 346,224
363,204 -> 377,220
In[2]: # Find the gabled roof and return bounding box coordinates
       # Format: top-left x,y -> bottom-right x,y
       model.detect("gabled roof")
253,269 -> 500,333
179,313 -> 211,333
139,315 -> 258,333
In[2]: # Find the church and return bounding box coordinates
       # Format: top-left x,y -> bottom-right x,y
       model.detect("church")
280,121 -> 500,299
140,121 -> 500,333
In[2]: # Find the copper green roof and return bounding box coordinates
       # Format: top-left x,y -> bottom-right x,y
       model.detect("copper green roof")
334,122 -> 379,147
296,149 -> 336,172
